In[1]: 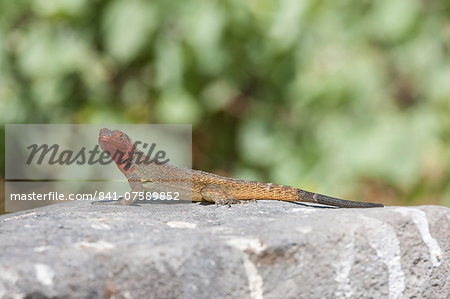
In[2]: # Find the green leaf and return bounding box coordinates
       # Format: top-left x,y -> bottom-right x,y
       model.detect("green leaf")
103,0 -> 157,63
155,89 -> 203,125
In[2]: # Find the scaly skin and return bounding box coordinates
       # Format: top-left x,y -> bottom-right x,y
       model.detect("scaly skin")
97,128 -> 383,208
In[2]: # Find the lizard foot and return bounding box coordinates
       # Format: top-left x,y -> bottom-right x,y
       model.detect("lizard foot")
200,184 -> 240,207
215,197 -> 240,207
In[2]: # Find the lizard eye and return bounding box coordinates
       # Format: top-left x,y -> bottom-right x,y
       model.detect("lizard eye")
119,134 -> 123,140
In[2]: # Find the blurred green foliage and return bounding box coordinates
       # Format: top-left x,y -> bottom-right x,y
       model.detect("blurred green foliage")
1,0 -> 449,210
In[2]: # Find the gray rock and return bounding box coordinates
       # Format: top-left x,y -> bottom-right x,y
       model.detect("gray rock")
0,201 -> 448,299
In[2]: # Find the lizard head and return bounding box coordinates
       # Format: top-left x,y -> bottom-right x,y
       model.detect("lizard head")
98,128 -> 133,153
98,128 -> 135,173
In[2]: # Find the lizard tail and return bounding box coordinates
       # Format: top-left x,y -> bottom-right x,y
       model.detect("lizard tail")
298,189 -> 384,208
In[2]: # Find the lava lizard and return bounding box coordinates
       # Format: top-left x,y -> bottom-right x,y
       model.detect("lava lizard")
96,128 -> 383,208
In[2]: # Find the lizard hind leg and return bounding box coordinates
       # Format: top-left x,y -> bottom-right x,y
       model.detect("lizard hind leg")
200,184 -> 240,206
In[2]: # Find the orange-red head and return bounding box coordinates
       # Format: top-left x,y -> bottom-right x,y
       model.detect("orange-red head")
98,128 -> 135,173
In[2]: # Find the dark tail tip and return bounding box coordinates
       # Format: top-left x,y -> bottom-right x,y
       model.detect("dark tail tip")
328,198 -> 384,208
300,190 -> 384,208
356,202 -> 384,208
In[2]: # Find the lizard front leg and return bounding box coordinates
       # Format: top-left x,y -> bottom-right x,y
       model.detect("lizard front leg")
200,184 -> 240,206
117,173 -> 144,205
92,172 -> 143,206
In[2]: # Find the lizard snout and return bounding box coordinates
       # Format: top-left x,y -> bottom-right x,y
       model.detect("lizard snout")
99,128 -> 112,137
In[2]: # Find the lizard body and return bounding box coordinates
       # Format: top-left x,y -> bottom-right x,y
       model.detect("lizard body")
97,128 -> 383,208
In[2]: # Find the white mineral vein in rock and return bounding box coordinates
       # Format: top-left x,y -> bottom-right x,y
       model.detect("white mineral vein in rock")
90,222 -> 111,230
35,263 -> 54,287
361,216 -> 405,299
76,240 -> 115,250
166,221 -> 197,228
395,207 -> 442,267
226,237 -> 266,299
0,269 -> 19,298
3,212 -> 37,221
334,231 -> 355,298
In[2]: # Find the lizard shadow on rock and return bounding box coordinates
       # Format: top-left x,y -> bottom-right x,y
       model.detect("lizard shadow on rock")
181,200 -> 338,208
137,199 -> 191,205
91,199 -> 338,208
288,201 -> 338,209
197,199 -> 337,209
91,199 -> 141,206
91,199 -> 192,206
197,200 -> 337,208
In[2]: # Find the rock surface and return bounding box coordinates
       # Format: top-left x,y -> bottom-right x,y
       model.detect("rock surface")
0,201 -> 448,299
